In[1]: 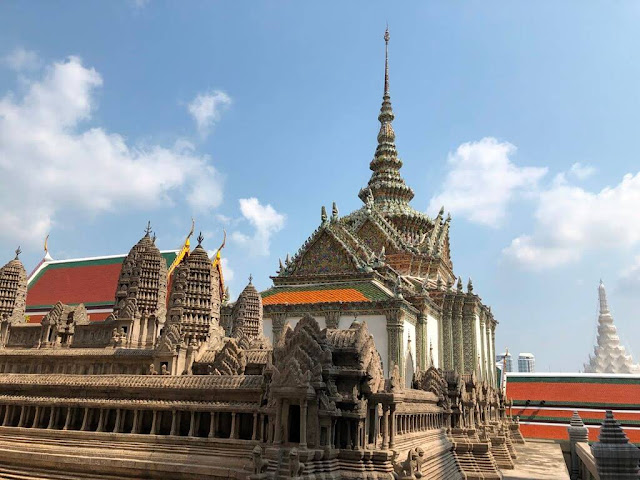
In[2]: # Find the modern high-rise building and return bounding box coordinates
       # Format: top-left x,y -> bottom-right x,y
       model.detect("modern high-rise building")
518,353 -> 535,372
497,351 -> 513,372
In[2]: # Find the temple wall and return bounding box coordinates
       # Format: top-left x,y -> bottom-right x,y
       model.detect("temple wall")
403,319 -> 416,387
426,312 -> 440,368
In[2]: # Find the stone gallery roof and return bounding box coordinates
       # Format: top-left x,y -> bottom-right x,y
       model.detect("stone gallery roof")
26,251 -> 178,322
261,281 -> 392,306
506,373 -> 640,444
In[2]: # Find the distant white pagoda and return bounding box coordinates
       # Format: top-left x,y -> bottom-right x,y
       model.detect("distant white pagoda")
584,281 -> 640,374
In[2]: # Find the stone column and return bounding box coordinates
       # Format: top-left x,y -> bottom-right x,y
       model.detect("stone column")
300,400 -> 308,449
63,407 -> 72,430
17,405 -> 26,427
274,402 -> 282,444
32,406 -> 41,429
171,410 -> 179,436
490,324 -> 496,387
47,407 -> 56,429
567,412 -> 589,480
592,410 -> 640,480
462,295 -> 478,374
209,412 -> 216,438
271,313 -> 287,345
386,309 -> 404,381
150,410 -> 157,435
96,409 -> 105,432
2,405 -> 11,426
452,294 -> 465,373
113,409 -> 122,433
479,313 -> 487,381
442,294 -> 454,370
188,411 -> 197,437
416,311 -> 427,371
131,410 -> 139,434
230,412 -> 237,439
252,413 -> 258,441
389,406 -> 396,449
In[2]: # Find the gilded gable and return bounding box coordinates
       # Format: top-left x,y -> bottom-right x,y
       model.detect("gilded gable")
355,218 -> 398,256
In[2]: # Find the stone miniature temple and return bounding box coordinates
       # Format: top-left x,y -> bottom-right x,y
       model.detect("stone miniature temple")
0,30 -> 533,480
584,280 -> 640,374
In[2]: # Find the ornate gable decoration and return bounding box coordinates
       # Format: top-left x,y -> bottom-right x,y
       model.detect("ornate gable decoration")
208,338 -> 247,375
278,217 -> 374,277
271,314 -> 332,391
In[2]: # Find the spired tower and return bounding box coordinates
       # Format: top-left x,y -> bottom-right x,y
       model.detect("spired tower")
0,248 -> 27,324
584,281 -> 640,374
263,29 -> 498,387
112,223 -> 168,347
231,276 -> 263,340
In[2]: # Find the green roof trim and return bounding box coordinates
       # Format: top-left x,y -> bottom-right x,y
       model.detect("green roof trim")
27,301 -> 115,310
261,281 -> 391,301
508,376 -> 640,385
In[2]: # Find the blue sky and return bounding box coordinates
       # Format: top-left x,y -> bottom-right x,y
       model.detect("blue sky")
1,1 -> 640,372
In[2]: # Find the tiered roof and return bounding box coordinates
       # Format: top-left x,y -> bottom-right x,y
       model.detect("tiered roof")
262,280 -> 392,305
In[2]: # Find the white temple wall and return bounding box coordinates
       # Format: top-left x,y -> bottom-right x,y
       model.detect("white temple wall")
263,317 -> 273,341
426,312 -> 440,368
403,320 -> 416,387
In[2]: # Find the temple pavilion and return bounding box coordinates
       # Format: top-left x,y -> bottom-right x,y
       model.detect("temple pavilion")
261,28 -> 498,388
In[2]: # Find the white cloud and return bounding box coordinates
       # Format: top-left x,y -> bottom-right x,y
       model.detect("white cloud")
569,162 -> 596,180
132,0 -> 150,9
220,257 -> 234,282
0,55 -> 224,246
231,198 -> 285,256
3,47 -> 40,71
618,255 -> 640,293
504,172 -> 640,269
187,90 -> 231,138
428,137 -> 547,227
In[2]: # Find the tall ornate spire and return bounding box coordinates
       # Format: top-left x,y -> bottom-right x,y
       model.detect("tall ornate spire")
359,27 -> 414,209
584,281 -> 639,374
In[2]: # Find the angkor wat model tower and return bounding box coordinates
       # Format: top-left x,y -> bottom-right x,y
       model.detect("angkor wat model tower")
231,276 -> 263,339
166,234 -> 224,347
0,248 -> 27,324
113,224 -> 168,324
584,281 -> 639,374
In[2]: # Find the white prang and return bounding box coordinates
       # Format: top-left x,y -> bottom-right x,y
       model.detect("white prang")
584,281 -> 640,374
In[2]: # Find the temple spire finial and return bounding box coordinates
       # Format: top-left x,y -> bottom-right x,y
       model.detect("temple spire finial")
144,221 -> 152,237
384,25 -> 390,96
197,232 -> 204,246
14,246 -> 21,260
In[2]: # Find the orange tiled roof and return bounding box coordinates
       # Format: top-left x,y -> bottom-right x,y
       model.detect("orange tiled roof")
263,288 -> 368,305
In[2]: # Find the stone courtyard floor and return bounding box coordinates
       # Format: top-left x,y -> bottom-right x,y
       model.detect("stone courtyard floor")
502,440 -> 570,480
